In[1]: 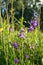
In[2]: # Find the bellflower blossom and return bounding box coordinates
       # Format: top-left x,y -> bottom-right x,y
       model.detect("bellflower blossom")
28,26 -> 34,32
19,33 -> 24,38
31,20 -> 38,28
14,59 -> 19,64
13,42 -> 18,49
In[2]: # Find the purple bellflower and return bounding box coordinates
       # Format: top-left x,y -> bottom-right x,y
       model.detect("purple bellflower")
14,59 -> 19,64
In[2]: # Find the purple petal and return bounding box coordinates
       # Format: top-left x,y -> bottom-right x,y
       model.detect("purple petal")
19,33 -> 24,38
13,42 -> 18,49
31,20 -> 38,28
20,28 -> 24,33
28,26 -> 34,32
14,59 -> 19,64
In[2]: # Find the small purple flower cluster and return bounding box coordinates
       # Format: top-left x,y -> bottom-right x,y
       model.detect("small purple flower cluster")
28,19 -> 38,32
28,26 -> 34,32
19,28 -> 25,38
31,20 -> 38,28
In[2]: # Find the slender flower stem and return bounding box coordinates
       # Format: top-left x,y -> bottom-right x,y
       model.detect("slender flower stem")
21,2 -> 24,64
